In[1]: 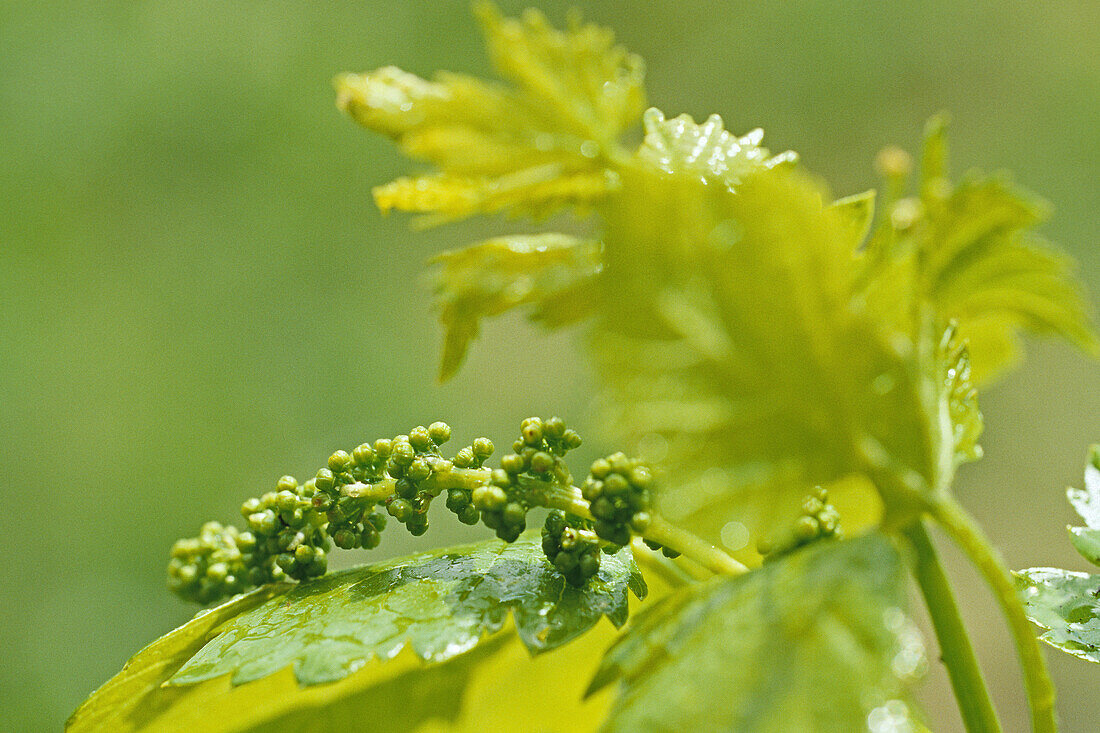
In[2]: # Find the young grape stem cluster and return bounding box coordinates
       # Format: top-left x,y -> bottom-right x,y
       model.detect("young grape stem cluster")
169,417 -> 745,604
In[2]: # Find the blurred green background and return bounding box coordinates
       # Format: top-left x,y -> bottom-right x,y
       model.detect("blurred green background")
1,1 -> 1097,730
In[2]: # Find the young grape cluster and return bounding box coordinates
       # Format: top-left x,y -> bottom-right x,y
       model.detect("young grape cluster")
169,417 -> 671,603
583,452 -> 653,550
541,510 -> 603,586
470,416 -> 582,542
757,486 -> 841,559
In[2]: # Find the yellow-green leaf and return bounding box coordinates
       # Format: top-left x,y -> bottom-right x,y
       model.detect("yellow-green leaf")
593,152 -> 933,549
337,2 -> 645,223
431,233 -> 602,380
915,121 -> 1098,383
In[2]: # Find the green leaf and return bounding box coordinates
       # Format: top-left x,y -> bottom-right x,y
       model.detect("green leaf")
337,2 -> 645,223
831,189 -> 877,250
431,233 -> 602,380
69,535 -> 644,731
915,121 -> 1098,384
1016,567 -> 1100,663
1068,527 -> 1100,567
591,533 -> 926,732
635,108 -> 796,189
1067,444 -> 1100,529
66,585 -> 290,732
171,533 -> 644,686
593,153 -> 935,548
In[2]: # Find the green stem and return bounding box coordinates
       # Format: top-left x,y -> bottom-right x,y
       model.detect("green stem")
630,539 -> 693,587
902,520 -> 1001,733
642,515 -> 748,576
928,496 -> 1057,733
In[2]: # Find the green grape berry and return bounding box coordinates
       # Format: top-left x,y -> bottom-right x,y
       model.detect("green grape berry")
428,421 -> 452,445
472,437 -> 494,460
408,425 -> 433,451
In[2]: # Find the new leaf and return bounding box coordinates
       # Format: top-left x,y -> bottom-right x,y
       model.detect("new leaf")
590,533 -> 925,732
69,534 -> 645,731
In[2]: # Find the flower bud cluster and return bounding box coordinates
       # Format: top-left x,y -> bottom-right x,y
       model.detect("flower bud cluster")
758,486 -> 841,559
582,452 -> 653,550
474,417 -> 581,542
168,521 -> 281,605
541,510 -> 602,586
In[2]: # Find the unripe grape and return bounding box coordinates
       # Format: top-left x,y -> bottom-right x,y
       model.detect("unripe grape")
428,422 -> 452,445
589,458 -> 611,479
406,458 -> 431,482
501,454 -> 525,474
472,437 -> 494,459
530,451 -> 554,474
390,441 -> 415,467
409,426 -> 433,451
328,450 -> 352,473
503,502 -> 526,525
360,526 -> 382,549
315,468 -> 335,492
453,447 -> 476,468
352,443 -> 375,466
276,475 -> 298,492
388,498 -> 414,521
543,417 -> 565,439
521,417 -> 543,445
446,489 -> 468,511
367,510 -> 387,532
562,429 -> 582,450
332,528 -> 358,549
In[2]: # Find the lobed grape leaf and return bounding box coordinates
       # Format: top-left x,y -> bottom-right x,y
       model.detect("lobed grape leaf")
912,117 -> 1098,385
635,108 -> 797,189
590,532 -> 926,732
336,2 -> 645,224
593,151 -> 935,549
432,233 -> 602,380
171,533 -> 644,686
1067,444 -> 1100,530
1016,568 -> 1100,664
66,585 -> 290,732
1017,446 -> 1100,664
69,534 -> 645,731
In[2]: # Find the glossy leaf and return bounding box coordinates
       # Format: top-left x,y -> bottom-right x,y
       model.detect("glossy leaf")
1068,527 -> 1100,567
636,108 -> 796,189
1017,446 -> 1100,664
1067,444 -> 1100,529
1065,445 -> 1100,566
70,535 -> 645,731
1017,568 -> 1100,664
831,189 -> 877,250
337,2 -> 645,223
431,233 -> 602,380
171,533 -> 645,686
591,533 -> 926,732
